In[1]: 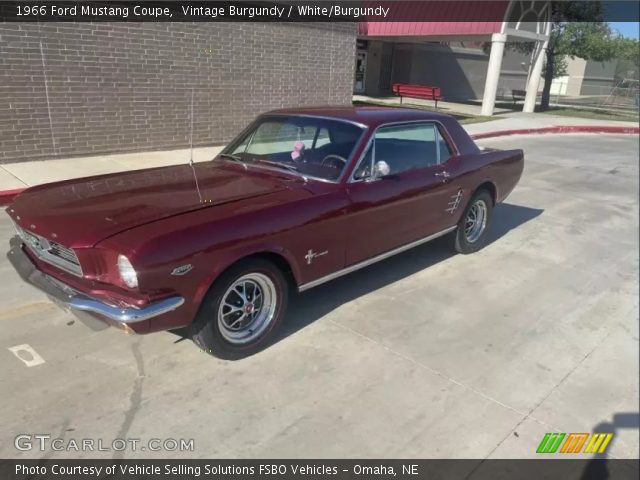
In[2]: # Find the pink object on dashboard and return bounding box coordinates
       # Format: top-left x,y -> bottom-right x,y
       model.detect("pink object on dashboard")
291,141 -> 305,160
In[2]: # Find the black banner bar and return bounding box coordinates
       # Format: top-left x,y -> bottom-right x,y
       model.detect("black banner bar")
0,1 -> 638,22
1,459 -> 639,480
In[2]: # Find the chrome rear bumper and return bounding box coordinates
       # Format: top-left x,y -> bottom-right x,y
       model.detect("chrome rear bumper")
7,237 -> 184,329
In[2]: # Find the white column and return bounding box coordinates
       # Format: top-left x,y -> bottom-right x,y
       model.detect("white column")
523,39 -> 548,113
481,33 -> 507,116
525,41 -> 539,84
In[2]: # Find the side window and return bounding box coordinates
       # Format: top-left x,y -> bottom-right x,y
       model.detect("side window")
298,126 -> 316,145
437,127 -> 453,163
374,123 -> 438,174
353,143 -> 373,180
314,128 -> 331,148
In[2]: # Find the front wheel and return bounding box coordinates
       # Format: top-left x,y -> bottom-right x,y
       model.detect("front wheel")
189,258 -> 289,360
453,190 -> 493,254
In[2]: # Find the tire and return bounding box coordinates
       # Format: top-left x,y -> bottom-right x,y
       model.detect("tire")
189,258 -> 289,360
453,190 -> 493,254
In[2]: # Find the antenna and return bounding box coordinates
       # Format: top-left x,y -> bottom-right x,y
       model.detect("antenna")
187,87 -> 202,203
189,87 -> 194,166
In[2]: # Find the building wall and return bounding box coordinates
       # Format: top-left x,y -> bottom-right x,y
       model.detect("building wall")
364,41 -> 532,101
580,59 -> 618,95
0,23 -> 356,164
551,57 -> 587,96
364,41 -> 384,94
403,44 -> 489,100
547,57 -> 618,97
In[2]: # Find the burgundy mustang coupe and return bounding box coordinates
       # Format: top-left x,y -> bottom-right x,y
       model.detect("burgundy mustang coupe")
6,107 -> 523,359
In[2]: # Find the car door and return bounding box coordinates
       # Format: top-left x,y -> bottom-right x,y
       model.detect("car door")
345,122 -> 461,265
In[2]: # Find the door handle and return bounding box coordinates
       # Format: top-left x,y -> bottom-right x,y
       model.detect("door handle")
435,170 -> 451,178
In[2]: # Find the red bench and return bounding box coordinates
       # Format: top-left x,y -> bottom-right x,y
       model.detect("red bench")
392,83 -> 443,109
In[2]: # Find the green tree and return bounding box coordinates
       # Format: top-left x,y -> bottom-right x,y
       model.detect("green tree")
495,2 -> 638,110
538,1 -> 613,110
612,36 -> 640,81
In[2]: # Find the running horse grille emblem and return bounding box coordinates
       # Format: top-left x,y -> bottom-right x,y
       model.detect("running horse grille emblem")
446,189 -> 463,214
23,229 -> 50,252
305,249 -> 328,265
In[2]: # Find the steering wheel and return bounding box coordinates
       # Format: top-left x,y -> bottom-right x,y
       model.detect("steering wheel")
320,154 -> 347,168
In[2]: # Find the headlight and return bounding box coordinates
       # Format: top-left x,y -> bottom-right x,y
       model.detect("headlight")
117,254 -> 138,288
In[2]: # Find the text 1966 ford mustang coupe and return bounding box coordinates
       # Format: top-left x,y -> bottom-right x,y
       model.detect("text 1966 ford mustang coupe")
6,107 -> 523,359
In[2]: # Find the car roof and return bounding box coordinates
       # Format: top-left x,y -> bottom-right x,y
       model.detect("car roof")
264,106 -> 455,128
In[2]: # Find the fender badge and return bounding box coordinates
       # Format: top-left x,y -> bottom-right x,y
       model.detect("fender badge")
446,189 -> 464,214
305,249 -> 328,265
171,264 -> 193,276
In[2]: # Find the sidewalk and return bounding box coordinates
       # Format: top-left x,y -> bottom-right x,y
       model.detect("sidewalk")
353,94 -> 515,116
1,112 -> 637,195
462,111 -> 639,136
0,145 -> 223,192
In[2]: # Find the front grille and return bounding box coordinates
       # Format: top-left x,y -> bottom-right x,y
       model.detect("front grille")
48,242 -> 78,264
16,226 -> 83,277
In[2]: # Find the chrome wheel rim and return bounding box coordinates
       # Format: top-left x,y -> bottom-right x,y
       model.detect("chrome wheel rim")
217,273 -> 277,344
464,199 -> 488,243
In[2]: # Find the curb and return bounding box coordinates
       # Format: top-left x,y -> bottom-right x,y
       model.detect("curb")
1,125 -> 638,206
470,124 -> 639,140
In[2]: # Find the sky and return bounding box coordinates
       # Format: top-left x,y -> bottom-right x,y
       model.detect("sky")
609,22 -> 639,39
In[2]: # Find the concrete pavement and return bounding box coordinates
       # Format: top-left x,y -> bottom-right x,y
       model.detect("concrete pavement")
0,134 -> 637,460
0,146 -> 224,193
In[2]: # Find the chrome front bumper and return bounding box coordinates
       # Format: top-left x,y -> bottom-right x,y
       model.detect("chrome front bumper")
7,237 -> 184,329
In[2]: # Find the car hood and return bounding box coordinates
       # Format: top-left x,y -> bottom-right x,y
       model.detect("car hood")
7,162 -> 293,248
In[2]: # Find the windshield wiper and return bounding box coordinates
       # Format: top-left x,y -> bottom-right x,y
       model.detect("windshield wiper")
257,160 -> 308,182
218,153 -> 243,162
218,153 -> 249,169
258,159 -> 298,172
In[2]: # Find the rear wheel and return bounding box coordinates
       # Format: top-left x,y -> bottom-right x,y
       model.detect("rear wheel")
454,190 -> 493,254
190,258 -> 288,360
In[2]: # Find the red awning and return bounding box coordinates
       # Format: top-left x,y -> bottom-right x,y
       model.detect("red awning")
358,1 -> 508,37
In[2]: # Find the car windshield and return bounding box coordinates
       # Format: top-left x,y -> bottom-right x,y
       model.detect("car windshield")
221,115 -> 364,181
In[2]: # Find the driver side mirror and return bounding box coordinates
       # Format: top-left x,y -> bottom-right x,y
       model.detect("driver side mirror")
372,160 -> 390,179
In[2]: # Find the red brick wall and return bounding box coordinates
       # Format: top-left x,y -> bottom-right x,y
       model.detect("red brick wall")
0,22 -> 356,163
